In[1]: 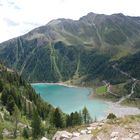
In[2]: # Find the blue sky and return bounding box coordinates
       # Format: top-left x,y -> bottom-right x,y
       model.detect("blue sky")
0,0 -> 140,42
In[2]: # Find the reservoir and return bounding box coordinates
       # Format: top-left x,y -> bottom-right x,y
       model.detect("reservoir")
32,83 -> 108,120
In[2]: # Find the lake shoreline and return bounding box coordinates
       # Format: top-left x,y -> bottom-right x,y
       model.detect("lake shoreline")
31,82 -> 78,88
31,82 -> 140,119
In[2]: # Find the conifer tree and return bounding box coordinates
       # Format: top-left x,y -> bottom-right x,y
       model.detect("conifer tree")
31,109 -> 42,139
53,108 -> 64,128
12,105 -> 21,138
6,95 -> 15,115
82,106 -> 91,124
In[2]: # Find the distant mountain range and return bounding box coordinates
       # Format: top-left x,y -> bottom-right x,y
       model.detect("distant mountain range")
0,12 -> 140,83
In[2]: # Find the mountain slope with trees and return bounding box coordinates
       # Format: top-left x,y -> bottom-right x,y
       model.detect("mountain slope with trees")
0,64 -> 92,139
0,13 -> 140,84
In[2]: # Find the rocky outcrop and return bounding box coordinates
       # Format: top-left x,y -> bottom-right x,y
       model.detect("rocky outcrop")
52,119 -> 140,140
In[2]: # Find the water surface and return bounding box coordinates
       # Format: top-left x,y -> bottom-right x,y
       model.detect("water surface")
32,83 -> 108,120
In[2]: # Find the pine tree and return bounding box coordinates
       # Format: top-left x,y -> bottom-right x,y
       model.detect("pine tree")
53,108 -> 63,128
6,95 -> 15,115
31,109 -> 42,139
0,80 -> 3,92
12,105 -> 21,138
1,89 -> 8,105
66,114 -> 71,127
82,107 -> 91,124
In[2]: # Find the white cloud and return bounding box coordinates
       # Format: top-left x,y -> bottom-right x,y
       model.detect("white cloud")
0,0 -> 140,43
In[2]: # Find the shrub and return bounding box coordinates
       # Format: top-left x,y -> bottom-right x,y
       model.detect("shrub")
107,113 -> 117,119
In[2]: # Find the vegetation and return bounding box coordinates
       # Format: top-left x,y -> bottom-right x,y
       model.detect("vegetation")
118,51 -> 140,80
107,113 -> 117,119
0,13 -> 140,85
96,85 -> 107,95
0,13 -> 140,138
0,64 -> 92,139
31,110 -> 43,139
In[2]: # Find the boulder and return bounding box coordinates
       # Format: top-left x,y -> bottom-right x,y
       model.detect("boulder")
72,132 -> 80,137
87,130 -> 91,134
128,133 -> 134,138
133,135 -> 140,140
2,128 -> 12,137
121,138 -> 133,140
41,137 -> 49,140
80,130 -> 87,135
87,127 -> 93,130
52,131 -> 72,140
71,134 -> 92,140
110,132 -> 119,138
110,137 -> 118,140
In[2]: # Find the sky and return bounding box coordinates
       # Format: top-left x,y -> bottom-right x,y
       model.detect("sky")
0,0 -> 140,43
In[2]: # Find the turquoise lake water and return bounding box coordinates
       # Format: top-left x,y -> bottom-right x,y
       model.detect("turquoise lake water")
32,83 -> 108,120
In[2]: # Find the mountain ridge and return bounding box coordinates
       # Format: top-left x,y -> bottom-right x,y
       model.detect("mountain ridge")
0,12 -> 140,84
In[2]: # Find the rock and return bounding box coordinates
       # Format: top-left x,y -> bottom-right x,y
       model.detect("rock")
121,138 -> 133,140
80,130 -> 87,135
2,128 -> 12,137
133,135 -> 140,140
110,137 -> 118,140
92,127 -> 97,130
96,136 -> 101,140
98,122 -> 104,126
61,133 -> 70,138
41,137 -> 49,140
128,133 -> 134,138
87,127 -> 93,130
124,125 -> 129,129
71,134 -> 92,140
18,122 -> 27,128
110,132 -> 119,138
87,130 -> 91,134
133,131 -> 139,134
72,132 -> 80,137
52,131 -> 72,140
90,122 -> 99,127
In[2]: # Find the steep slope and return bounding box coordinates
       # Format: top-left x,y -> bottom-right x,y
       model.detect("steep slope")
0,64 -> 55,120
0,64 -> 94,139
0,13 -> 140,83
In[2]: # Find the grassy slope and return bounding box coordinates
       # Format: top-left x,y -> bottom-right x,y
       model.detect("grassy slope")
96,85 -> 107,95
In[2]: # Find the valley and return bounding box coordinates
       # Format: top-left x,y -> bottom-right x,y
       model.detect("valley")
0,12 -> 140,140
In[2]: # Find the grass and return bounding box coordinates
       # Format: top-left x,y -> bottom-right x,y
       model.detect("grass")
96,85 -> 107,95
111,47 -> 132,61
107,114 -> 140,125
111,83 -> 129,97
65,124 -> 88,133
121,98 -> 140,109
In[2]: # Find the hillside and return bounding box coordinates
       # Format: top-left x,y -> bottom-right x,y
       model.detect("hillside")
0,64 -> 56,139
0,64 -> 95,139
0,13 -> 140,84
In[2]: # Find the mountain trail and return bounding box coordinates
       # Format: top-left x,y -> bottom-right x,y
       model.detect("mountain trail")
112,64 -> 138,104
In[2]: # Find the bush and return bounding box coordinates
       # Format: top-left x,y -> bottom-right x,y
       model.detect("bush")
107,113 -> 117,119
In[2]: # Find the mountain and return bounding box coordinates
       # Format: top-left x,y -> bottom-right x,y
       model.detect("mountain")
0,12 -> 140,83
